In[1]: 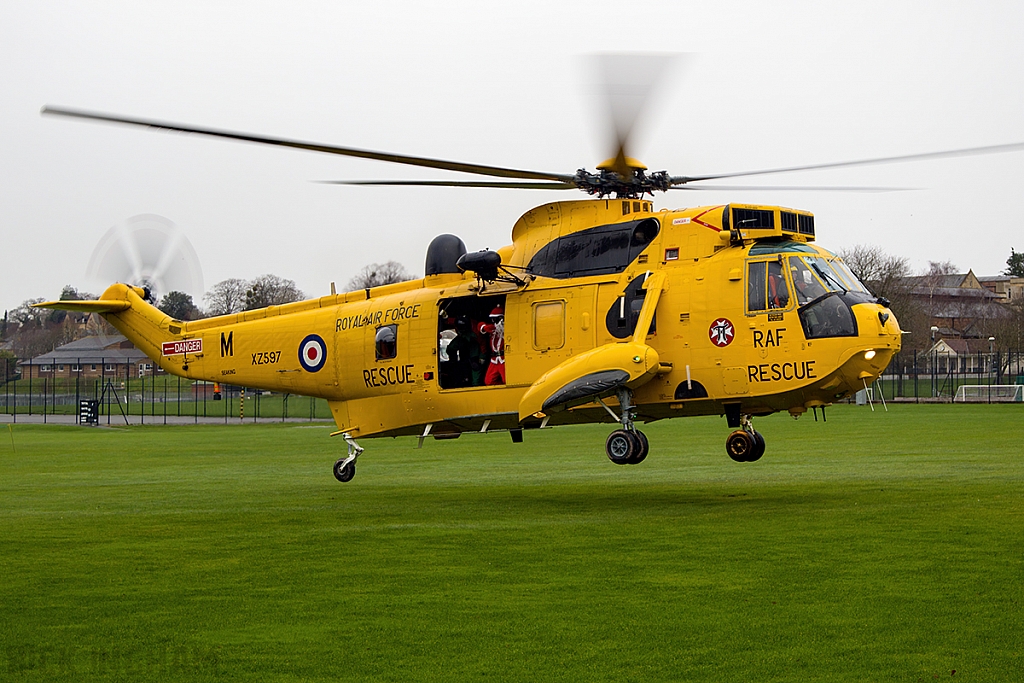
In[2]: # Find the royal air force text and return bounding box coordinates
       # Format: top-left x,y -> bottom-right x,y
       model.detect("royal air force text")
337,304 -> 421,333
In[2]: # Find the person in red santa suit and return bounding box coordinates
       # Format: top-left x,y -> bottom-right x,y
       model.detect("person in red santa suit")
476,305 -> 505,385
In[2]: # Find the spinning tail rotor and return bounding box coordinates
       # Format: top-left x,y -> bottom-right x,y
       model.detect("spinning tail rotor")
86,214 -> 204,302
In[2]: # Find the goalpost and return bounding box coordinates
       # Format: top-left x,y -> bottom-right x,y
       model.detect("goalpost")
953,385 -> 1024,403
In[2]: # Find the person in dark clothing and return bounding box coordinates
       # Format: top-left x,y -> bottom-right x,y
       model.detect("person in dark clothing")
446,316 -> 486,387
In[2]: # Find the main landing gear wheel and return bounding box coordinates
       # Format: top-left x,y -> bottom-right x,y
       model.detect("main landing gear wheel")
726,430 -> 755,462
606,429 -> 637,465
749,431 -> 766,462
602,388 -> 649,466
333,459 -> 355,482
725,430 -> 766,462
629,430 -> 649,464
605,429 -> 649,465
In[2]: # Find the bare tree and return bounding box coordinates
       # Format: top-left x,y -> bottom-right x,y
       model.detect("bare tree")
992,298 -> 1024,351
926,260 -> 958,277
346,261 -> 415,291
0,349 -> 16,384
204,278 -> 249,316
244,274 -> 304,310
837,245 -> 913,301
6,311 -> 68,359
9,298 -> 46,327
837,245 -> 931,349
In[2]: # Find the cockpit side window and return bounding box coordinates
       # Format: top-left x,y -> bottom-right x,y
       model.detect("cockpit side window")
748,261 -> 767,312
768,261 -> 790,309
747,260 -> 791,313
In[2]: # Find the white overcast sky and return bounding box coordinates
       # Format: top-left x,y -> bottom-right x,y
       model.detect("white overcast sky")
3,0 -> 1024,314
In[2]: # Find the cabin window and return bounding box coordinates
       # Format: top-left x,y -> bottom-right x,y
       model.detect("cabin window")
39,365 -> 52,372
375,324 -> 398,360
533,301 -> 565,350
104,364 -> 116,372
71,364 -> 81,372
527,218 -> 660,279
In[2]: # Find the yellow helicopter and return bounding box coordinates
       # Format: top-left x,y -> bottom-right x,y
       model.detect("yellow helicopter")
35,85 -> 1024,482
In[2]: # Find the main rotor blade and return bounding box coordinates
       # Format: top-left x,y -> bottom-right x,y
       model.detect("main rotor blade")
318,179 -> 578,189
41,106 -> 575,183
668,184 -> 913,193
672,141 -> 1024,184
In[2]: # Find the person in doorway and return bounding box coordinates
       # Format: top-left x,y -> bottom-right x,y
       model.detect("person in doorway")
476,305 -> 506,385
446,316 -> 485,387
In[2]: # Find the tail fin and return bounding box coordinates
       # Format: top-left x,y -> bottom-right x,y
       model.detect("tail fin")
34,283 -> 187,374
33,299 -> 131,313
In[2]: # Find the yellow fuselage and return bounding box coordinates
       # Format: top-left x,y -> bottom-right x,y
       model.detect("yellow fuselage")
93,199 -> 901,439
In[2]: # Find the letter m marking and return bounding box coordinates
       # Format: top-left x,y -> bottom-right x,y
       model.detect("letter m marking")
221,331 -> 234,357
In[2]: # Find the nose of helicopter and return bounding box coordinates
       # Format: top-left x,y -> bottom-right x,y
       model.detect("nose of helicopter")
832,302 -> 903,396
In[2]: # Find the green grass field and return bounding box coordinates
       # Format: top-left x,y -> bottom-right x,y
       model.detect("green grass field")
1,405 -> 1022,681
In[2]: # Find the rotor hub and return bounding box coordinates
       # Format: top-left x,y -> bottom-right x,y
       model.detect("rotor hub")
573,168 -> 672,199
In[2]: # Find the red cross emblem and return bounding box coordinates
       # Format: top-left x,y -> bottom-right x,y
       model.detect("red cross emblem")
709,318 -> 735,347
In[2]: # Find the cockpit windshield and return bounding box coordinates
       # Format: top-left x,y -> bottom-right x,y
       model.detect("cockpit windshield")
789,255 -> 869,305
789,257 -> 829,305
829,260 -> 871,294
804,256 -> 848,292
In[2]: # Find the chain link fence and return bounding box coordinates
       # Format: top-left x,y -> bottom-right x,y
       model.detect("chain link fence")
1,358 -> 332,424
873,347 -> 1024,402
5,347 -> 1022,423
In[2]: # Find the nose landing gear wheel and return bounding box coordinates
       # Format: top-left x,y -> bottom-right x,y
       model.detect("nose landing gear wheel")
606,429 -> 637,465
333,433 -> 363,482
333,458 -> 356,482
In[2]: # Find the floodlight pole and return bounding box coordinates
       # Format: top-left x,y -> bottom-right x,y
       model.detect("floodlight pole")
989,337 -> 995,403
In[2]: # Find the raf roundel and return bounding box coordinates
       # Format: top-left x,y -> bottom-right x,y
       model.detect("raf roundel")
708,318 -> 735,348
298,334 -> 328,372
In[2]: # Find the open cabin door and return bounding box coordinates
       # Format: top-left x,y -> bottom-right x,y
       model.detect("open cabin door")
436,294 -> 508,389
